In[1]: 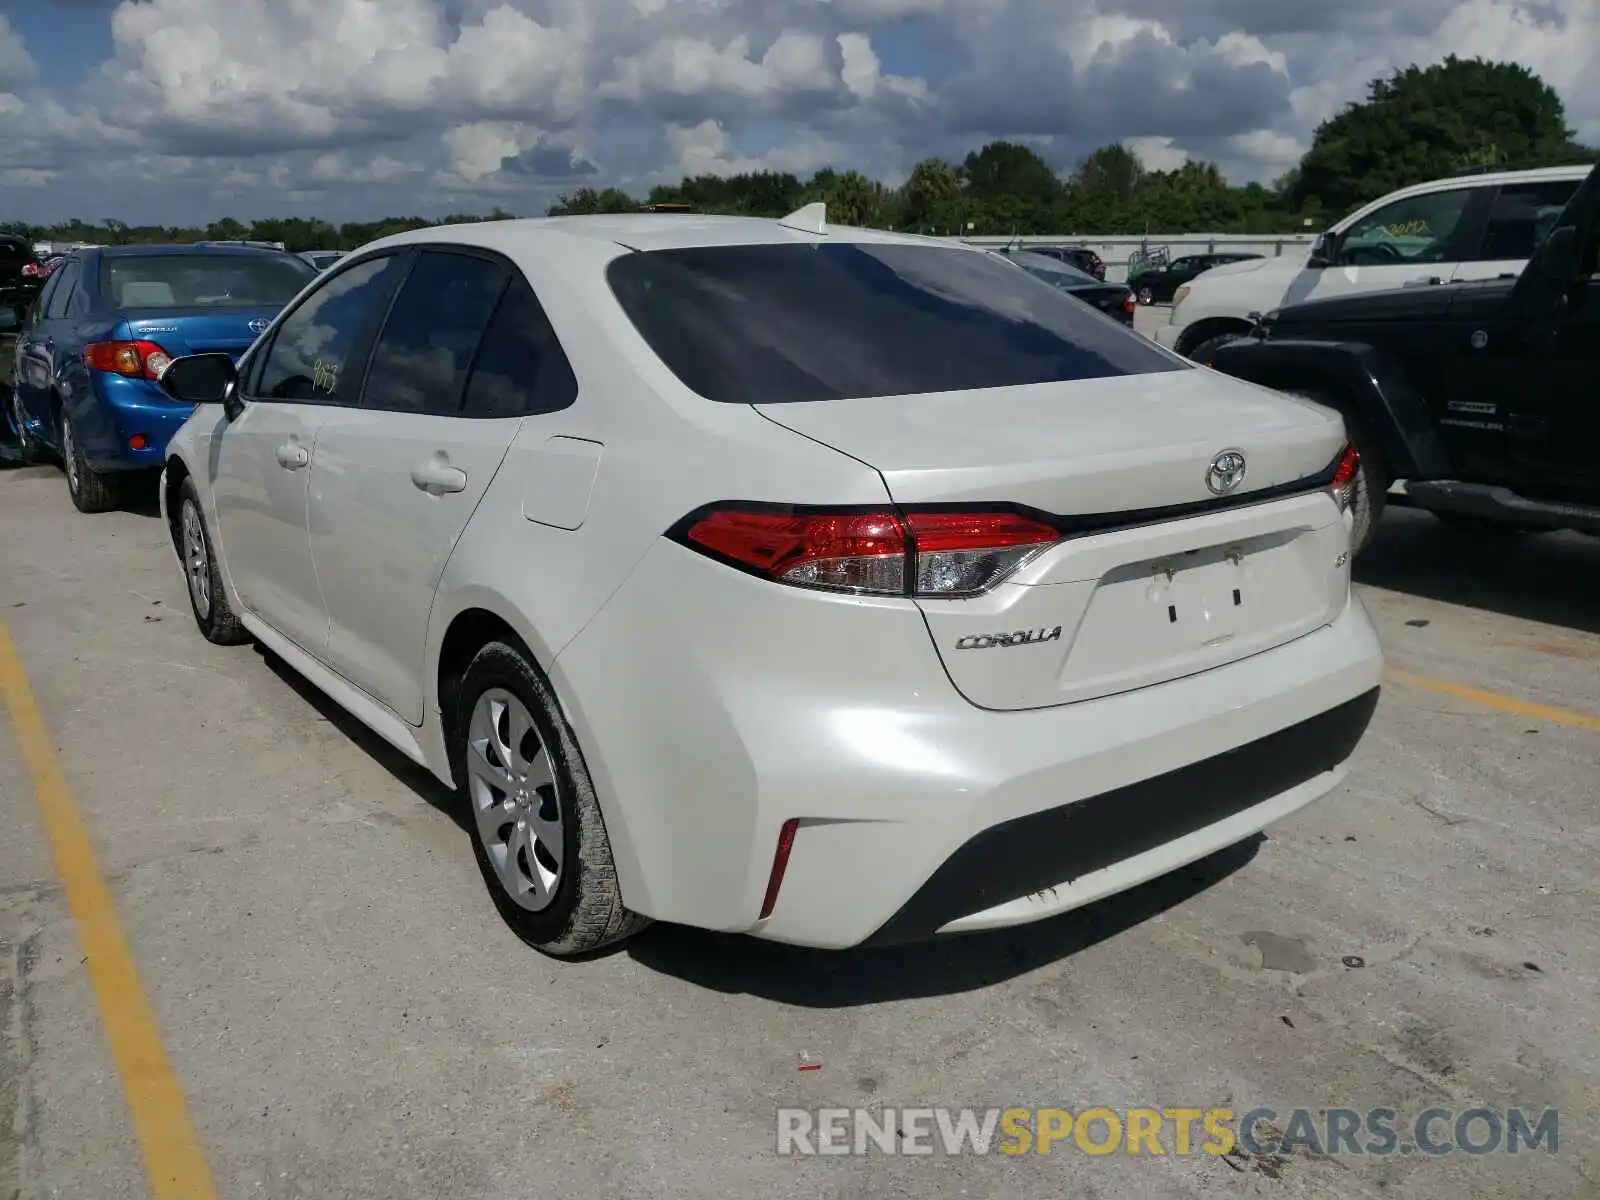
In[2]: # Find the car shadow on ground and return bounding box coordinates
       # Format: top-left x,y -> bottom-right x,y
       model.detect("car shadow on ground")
252,640 -> 1264,1003
254,644 -> 472,836
1357,507 -> 1600,634
625,836 -> 1263,1007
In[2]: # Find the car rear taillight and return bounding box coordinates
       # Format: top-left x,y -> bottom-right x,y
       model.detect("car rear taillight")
83,340 -> 173,381
1121,291 -> 1136,314
676,506 -> 1060,598
21,262 -> 41,278
1329,446 -> 1360,512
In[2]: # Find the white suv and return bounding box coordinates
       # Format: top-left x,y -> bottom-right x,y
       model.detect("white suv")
1154,164 -> 1592,360
155,212 -> 1383,956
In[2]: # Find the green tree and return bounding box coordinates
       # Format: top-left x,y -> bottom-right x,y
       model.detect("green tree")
897,157 -> 965,233
1289,56 -> 1583,216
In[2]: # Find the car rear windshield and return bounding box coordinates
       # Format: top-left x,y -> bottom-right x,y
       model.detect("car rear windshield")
101,253 -> 315,309
606,242 -> 1183,404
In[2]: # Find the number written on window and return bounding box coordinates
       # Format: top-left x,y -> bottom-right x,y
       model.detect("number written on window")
255,256 -> 400,403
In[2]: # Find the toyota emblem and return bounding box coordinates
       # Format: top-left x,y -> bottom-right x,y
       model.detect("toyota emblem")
248,318 -> 270,334
1205,449 -> 1247,495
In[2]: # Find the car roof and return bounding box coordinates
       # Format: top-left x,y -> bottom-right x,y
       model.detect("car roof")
95,243 -> 302,258
366,213 -> 978,258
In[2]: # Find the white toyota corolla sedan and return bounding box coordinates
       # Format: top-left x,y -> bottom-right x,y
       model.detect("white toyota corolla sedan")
156,206 -> 1384,957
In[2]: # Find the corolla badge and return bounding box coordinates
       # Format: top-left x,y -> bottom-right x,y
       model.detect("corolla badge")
1205,449 -> 1248,495
248,318 -> 270,334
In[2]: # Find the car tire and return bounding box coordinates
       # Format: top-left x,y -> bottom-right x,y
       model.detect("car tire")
60,409 -> 120,513
1137,286 -> 1154,306
176,476 -> 249,645
1186,331 -> 1247,363
453,640 -> 648,957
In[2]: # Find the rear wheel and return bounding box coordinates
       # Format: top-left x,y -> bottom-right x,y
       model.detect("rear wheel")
1137,286 -> 1155,306
60,410 -> 120,513
1186,330 -> 1249,363
453,641 -> 648,957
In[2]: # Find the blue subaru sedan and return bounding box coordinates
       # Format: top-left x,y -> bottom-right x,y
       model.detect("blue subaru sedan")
8,243 -> 315,511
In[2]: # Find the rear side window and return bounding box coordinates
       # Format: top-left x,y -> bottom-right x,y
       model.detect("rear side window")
606,243 -> 1182,404
100,253 -> 314,308
460,276 -> 578,418
45,261 -> 79,319
362,251 -> 508,415
1474,180 -> 1582,262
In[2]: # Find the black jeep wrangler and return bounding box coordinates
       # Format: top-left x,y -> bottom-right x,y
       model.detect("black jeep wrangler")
1207,163 -> 1599,554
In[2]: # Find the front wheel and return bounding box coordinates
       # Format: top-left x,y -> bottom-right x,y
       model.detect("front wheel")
1137,286 -> 1155,306
176,476 -> 249,645
61,410 -> 121,513
453,641 -> 648,957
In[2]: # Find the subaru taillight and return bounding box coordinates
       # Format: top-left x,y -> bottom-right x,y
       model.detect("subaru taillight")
83,340 -> 173,381
675,506 -> 1060,598
1329,446 -> 1360,512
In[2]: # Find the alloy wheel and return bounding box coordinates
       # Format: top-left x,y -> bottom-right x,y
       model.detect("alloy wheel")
61,416 -> 78,493
466,688 -> 565,912
181,499 -> 212,619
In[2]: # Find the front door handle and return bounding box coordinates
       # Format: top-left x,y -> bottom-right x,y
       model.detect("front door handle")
275,440 -> 309,470
411,454 -> 467,495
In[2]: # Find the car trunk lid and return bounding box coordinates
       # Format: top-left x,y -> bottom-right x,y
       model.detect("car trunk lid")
757,369 -> 1354,710
122,307 -> 280,360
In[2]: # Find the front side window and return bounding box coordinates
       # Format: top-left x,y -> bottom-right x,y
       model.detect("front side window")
254,255 -> 401,404
607,242 -> 1182,405
1339,189 -> 1475,265
101,253 -> 314,309
1473,180 -> 1582,262
362,251 -> 508,415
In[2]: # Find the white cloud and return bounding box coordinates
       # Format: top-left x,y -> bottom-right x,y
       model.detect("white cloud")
0,14 -> 34,87
0,0 -> 1591,223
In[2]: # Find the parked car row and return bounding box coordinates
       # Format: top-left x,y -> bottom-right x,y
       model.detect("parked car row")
2,165 -> 1592,959
7,201 -> 1389,957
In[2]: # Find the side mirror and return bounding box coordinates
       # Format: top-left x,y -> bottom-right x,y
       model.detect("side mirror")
1307,232 -> 1336,269
160,352 -> 237,405
1535,225 -> 1580,281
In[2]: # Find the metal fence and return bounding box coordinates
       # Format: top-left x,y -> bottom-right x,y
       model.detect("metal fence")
946,233 -> 1319,283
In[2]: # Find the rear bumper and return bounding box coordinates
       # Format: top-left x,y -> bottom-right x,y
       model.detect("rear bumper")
556,536 -> 1386,950
862,686 -> 1378,945
1404,480 -> 1600,536
1152,322 -> 1184,351
75,376 -> 195,469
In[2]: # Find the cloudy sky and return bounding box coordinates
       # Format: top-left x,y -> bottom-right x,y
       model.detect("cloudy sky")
0,0 -> 1595,226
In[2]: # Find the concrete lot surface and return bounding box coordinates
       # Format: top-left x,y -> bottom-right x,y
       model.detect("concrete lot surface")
2,449 -> 1597,1199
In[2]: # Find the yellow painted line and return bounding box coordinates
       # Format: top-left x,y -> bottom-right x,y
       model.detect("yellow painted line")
1387,668 -> 1600,733
0,620 -> 217,1199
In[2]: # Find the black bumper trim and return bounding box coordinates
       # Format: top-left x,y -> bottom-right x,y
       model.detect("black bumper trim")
1403,481 -> 1600,535
861,686 -> 1381,947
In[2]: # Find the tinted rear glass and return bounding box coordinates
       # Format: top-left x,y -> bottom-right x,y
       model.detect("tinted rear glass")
606,242 -> 1183,404
101,253 -> 315,309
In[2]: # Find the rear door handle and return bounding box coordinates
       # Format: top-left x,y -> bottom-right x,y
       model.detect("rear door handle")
275,440 -> 309,470
411,455 -> 467,495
